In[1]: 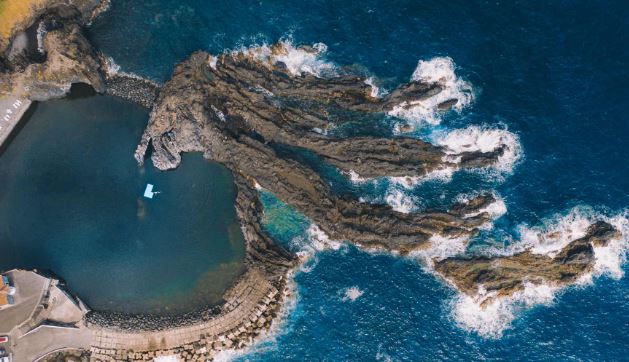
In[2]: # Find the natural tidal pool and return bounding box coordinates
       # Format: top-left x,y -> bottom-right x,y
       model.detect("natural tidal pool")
0,88 -> 245,315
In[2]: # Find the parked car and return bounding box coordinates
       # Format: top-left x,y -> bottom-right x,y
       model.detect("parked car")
0,336 -> 7,343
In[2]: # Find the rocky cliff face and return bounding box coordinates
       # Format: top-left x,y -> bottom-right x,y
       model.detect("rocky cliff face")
134,44 -> 507,256
0,0 -> 112,101
434,221 -> 622,305
0,0 -> 103,54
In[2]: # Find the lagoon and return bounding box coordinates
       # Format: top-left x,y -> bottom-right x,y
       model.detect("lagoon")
0,88 -> 245,315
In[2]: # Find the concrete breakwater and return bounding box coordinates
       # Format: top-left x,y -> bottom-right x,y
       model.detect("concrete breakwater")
88,268 -> 288,361
2,268 -> 289,361
100,55 -> 160,109
103,74 -> 159,109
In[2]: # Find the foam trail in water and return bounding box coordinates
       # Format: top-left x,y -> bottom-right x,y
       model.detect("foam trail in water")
101,56 -> 160,86
389,57 -> 473,127
380,125 -> 520,189
450,207 -> 629,338
412,235 -> 469,265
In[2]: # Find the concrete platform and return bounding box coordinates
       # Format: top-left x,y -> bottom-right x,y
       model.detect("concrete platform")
0,270 -> 49,335
12,325 -> 92,362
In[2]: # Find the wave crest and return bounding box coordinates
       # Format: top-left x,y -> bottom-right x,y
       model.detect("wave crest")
451,207 -> 629,338
388,57 -> 474,126
435,125 -> 522,174
229,40 -> 336,77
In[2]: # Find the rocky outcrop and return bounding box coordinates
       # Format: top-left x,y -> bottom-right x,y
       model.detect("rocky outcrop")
134,44 -> 507,255
434,221 -> 622,304
0,0 -> 103,54
0,0 -> 106,101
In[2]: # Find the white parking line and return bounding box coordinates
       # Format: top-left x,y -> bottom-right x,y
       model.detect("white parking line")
0,98 -> 31,140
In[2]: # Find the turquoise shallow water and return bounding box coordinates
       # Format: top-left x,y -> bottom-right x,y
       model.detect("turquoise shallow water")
55,0 -> 629,359
0,90 -> 245,315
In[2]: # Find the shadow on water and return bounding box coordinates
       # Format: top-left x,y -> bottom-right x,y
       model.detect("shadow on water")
0,102 -> 38,158
1,83 -> 96,157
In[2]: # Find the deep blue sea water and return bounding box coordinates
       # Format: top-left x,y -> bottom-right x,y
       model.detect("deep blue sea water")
87,1 -> 629,360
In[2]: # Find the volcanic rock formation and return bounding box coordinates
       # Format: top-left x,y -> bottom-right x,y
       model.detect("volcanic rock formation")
0,0 -> 157,107
434,220 -> 622,304
0,0 -> 105,98
134,44 -> 506,256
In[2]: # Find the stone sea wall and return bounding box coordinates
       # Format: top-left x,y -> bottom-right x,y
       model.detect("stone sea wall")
88,269 -> 288,361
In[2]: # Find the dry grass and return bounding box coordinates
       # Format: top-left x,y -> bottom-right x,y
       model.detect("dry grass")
0,0 -> 48,46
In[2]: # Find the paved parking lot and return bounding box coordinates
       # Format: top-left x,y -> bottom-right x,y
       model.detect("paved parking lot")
0,96 -> 32,147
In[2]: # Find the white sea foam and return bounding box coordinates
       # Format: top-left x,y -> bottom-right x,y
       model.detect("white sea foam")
347,170 -> 369,184
412,234 -> 469,265
408,194 -> 506,265
212,269 -> 301,362
292,224 -> 344,268
434,125 -> 522,174
101,56 -> 159,85
384,189 -> 417,213
456,192 -> 508,221
452,281 -> 558,338
388,167 -> 456,189
342,286 -> 365,302
388,57 -> 473,126
450,207 -> 629,338
347,126 -> 520,189
375,350 -> 394,362
36,21 -> 47,55
231,40 -> 335,77
364,76 -> 384,98
207,55 -> 218,69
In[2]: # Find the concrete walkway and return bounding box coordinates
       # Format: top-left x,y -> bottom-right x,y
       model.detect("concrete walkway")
12,325 -> 92,362
0,270 -> 49,335
0,96 -> 32,147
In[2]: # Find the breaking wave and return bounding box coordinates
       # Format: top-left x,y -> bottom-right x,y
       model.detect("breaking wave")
452,281 -> 558,339
456,191 -> 508,222
388,57 -> 474,127
450,207 -> 629,338
347,125 -> 521,189
213,268 -> 301,362
384,189 -> 418,213
434,125 -> 522,175
229,40 -> 336,77
408,192 -> 507,265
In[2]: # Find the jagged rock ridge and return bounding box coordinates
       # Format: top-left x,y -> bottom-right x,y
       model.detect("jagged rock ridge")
134,45 -> 507,256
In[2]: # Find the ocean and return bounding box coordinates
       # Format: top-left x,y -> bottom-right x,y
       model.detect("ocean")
87,0 -> 629,359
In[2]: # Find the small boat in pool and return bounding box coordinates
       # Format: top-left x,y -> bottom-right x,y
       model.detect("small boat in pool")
143,183 -> 161,199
